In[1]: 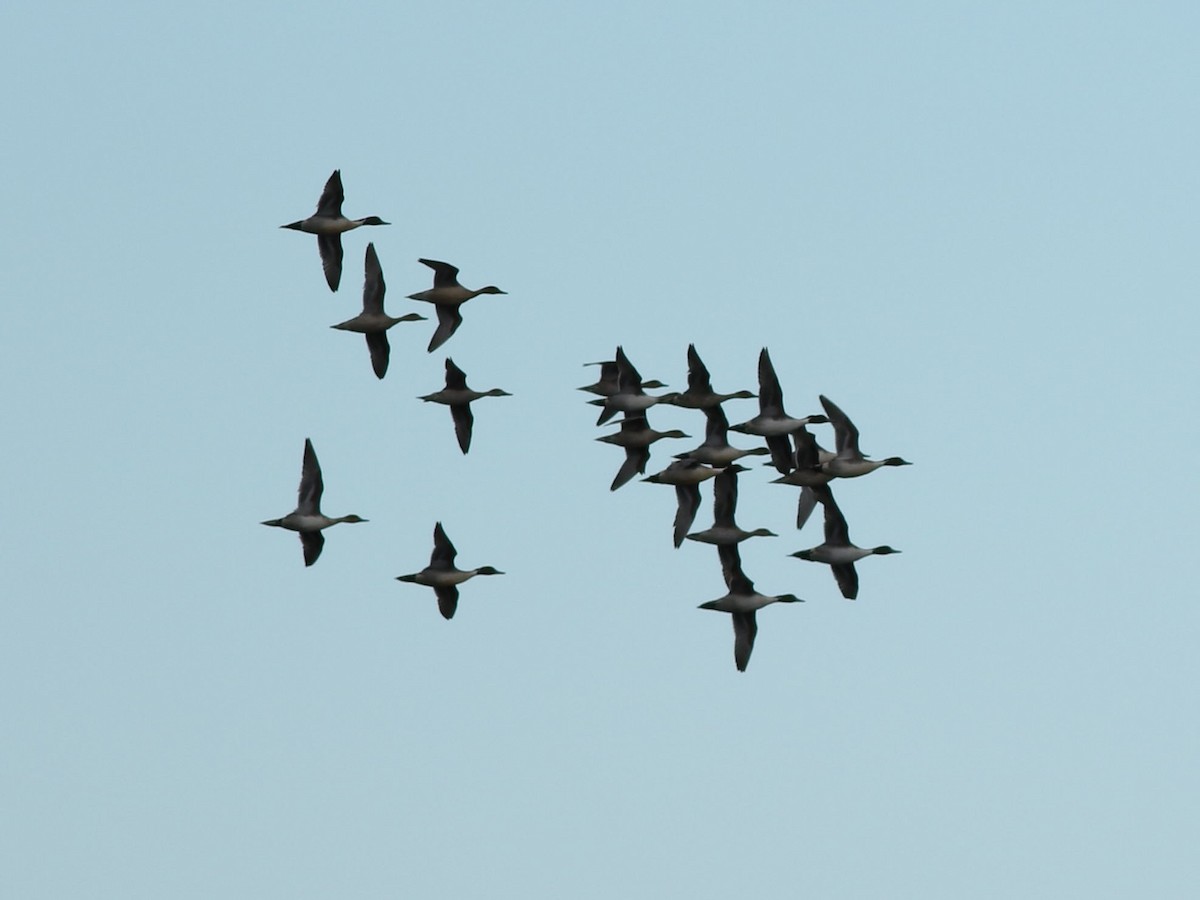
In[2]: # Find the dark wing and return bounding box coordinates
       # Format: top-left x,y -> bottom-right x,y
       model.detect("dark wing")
450,402 -> 475,454
428,306 -> 463,352
796,486 -> 819,530
317,233 -> 343,292
673,483 -> 702,548
718,543 -> 752,593
595,361 -> 619,394
732,610 -> 758,672
365,332 -> 390,380
831,563 -> 859,600
712,468 -> 739,526
579,361 -> 619,396
431,522 -> 458,569
821,491 -> 851,545
757,347 -> 784,414
444,357 -> 469,390
297,438 -> 324,514
794,431 -> 830,529
315,169 -> 344,217
595,398 -> 621,426
766,434 -> 794,475
418,258 -> 461,289
686,344 -> 714,393
792,426 -> 821,469
435,585 -> 460,619
362,242 -> 386,314
301,531 -> 325,567
611,445 -> 650,491
819,395 -> 861,458
614,345 -> 644,392
702,404 -> 730,446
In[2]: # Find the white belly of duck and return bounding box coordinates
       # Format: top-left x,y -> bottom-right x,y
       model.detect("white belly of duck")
822,458 -> 886,478
296,217 -> 360,235
275,513 -> 331,533
805,545 -> 873,565
414,570 -> 479,587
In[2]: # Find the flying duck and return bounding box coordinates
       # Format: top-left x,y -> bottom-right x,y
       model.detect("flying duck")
329,243 -> 426,378
406,259 -> 506,352
418,358 -> 512,454
595,414 -> 689,491
395,522 -> 504,619
641,458 -> 725,547
260,438 -> 367,566
663,344 -> 756,410
818,394 -> 912,478
685,465 -> 777,546
577,360 -> 667,397
770,426 -> 836,529
592,346 -> 678,425
675,404 -> 771,466
789,490 -> 899,599
280,170 -> 389,292
699,544 -> 803,672
730,348 -> 828,474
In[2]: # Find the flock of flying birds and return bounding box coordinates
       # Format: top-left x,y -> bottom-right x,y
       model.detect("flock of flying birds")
585,344 -> 910,670
260,170 -> 912,670
261,170 -> 509,620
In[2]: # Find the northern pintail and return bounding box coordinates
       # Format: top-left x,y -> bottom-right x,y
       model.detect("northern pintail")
730,348 -> 828,474
663,344 -> 756,410
406,259 -> 506,352
593,346 -> 678,425
675,404 -> 771,466
596,414 -> 690,491
818,394 -> 912,478
769,426 -> 835,529
260,438 -> 367,566
419,358 -> 512,454
330,243 -> 426,379
641,458 -> 725,548
280,170 -> 389,292
577,360 -> 667,397
789,491 -> 899,600
395,522 -> 504,619
685,465 -> 777,546
699,544 -> 803,672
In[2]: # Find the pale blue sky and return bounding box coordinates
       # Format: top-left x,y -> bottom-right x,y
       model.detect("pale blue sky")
2,2 -> 1198,897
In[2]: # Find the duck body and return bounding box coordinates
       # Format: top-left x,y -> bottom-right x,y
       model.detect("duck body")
769,427 -> 835,529
789,492 -> 899,599
595,416 -> 689,451
699,544 -> 803,671
282,214 -> 384,236
686,524 -> 777,546
729,348 -> 828,473
395,523 -> 504,619
596,415 -> 689,491
406,258 -> 506,352
818,394 -> 912,479
642,458 -> 723,487
822,456 -> 912,478
261,438 -> 367,566
676,404 -> 771,466
329,243 -> 425,378
642,458 -> 724,547
578,360 -> 667,397
685,466 -> 776,546
330,312 -> 425,334
281,170 -> 389,291
663,344 -> 756,410
419,358 -> 511,454
594,346 -> 677,425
